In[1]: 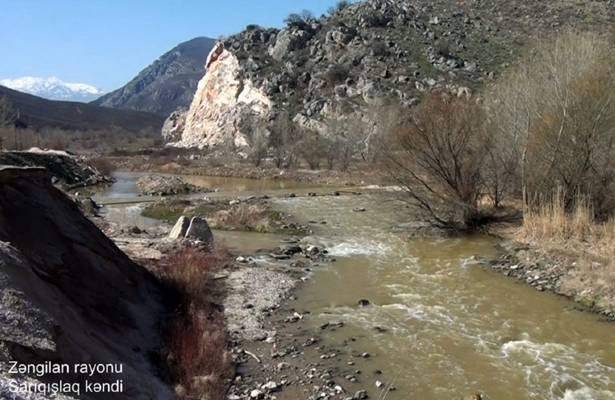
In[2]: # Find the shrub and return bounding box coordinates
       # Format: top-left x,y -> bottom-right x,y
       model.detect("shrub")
284,10 -> 314,27
298,130 -> 324,170
382,94 -> 498,229
157,246 -> 233,400
323,64 -> 350,87
328,0 -> 351,15
88,157 -> 115,176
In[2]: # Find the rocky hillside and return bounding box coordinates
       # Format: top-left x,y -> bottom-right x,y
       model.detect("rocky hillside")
93,37 -> 217,116
0,167 -> 172,399
0,85 -> 164,133
166,0 -> 615,149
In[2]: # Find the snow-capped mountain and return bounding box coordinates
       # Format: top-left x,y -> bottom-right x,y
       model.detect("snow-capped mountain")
0,76 -> 104,102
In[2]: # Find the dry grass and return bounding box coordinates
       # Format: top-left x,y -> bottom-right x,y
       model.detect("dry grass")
156,245 -> 233,400
209,203 -> 272,232
520,191 -> 615,313
520,190 -> 615,258
560,258 -> 615,312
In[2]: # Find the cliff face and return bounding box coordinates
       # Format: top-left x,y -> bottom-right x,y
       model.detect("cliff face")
165,0 -> 615,150
168,44 -> 272,149
0,167 -> 172,399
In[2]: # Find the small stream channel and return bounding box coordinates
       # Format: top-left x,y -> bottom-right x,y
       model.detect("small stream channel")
96,172 -> 615,400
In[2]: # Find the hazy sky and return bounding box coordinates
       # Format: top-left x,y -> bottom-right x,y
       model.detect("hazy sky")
0,0 -> 341,91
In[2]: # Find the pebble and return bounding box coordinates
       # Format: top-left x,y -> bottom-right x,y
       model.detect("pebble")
353,390 -> 368,400
261,381 -> 278,391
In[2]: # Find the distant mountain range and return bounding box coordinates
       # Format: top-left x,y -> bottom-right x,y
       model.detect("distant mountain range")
0,85 -> 164,133
0,76 -> 103,102
92,37 -> 216,116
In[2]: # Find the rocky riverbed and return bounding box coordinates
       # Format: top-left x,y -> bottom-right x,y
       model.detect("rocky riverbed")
92,172 -> 615,400
479,240 -> 615,322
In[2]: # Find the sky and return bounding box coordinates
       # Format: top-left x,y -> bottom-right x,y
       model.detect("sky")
0,0 -> 341,92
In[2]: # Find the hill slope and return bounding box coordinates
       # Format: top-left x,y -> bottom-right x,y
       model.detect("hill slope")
0,167 -> 172,399
92,37 -> 217,116
0,85 -> 164,133
168,0 -> 615,148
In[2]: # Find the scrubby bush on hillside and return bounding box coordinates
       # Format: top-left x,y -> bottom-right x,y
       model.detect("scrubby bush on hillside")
284,10 -> 314,27
328,0 -> 351,15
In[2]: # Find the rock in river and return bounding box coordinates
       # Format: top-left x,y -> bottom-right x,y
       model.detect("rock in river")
185,216 -> 214,244
169,215 -> 190,239
169,215 -> 214,247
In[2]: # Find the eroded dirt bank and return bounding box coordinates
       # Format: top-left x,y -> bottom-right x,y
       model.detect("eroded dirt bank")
0,167 -> 172,399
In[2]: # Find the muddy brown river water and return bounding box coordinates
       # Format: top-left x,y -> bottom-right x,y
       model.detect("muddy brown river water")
97,172 -> 615,400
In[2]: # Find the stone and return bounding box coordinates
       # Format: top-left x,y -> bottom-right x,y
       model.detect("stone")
358,299 -> 371,307
261,381 -> 278,391
353,390 -> 368,400
185,217 -> 214,246
169,216 -> 190,239
250,389 -> 264,399
161,109 -> 187,142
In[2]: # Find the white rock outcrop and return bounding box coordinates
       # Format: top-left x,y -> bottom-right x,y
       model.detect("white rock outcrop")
170,43 -> 272,149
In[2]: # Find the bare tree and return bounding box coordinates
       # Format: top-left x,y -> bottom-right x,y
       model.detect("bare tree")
249,122 -> 269,167
270,111 -> 299,168
298,129 -> 324,170
485,30 -> 615,217
0,96 -> 16,127
382,94 -> 494,230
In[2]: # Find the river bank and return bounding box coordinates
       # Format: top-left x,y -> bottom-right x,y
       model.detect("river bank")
480,233 -> 615,322
103,151 -> 383,187
92,171 -> 615,400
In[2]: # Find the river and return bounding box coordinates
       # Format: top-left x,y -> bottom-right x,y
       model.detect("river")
97,172 -> 615,400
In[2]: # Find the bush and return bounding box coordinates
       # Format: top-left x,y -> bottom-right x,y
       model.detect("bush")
328,0 -> 351,15
284,10 -> 314,27
382,94 -> 498,229
157,246 -> 233,400
298,130 -> 325,170
88,157 -> 115,176
323,64 -> 350,87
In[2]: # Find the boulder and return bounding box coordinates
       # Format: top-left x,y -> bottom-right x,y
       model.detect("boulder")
169,216 -> 190,239
268,28 -> 311,61
161,109 -> 187,143
185,217 -> 214,246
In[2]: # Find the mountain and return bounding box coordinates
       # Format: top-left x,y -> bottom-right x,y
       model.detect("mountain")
92,37 -> 217,116
165,0 -> 615,149
0,85 -> 164,133
0,76 -> 103,102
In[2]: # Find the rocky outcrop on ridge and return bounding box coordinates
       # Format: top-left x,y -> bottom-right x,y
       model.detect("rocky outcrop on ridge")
0,167 -> 172,399
166,0 -> 615,149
